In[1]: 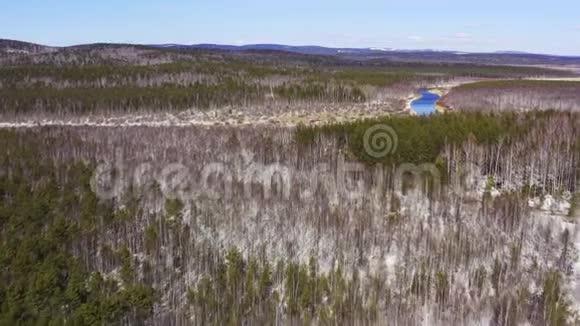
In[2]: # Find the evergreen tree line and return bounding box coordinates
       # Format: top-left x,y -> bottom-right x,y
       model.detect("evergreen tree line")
296,110 -> 580,193
0,63 -> 558,89
0,81 -> 368,115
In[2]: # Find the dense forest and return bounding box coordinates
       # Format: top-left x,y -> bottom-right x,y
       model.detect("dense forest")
0,62 -> 413,116
0,131 -> 155,325
0,109 -> 579,324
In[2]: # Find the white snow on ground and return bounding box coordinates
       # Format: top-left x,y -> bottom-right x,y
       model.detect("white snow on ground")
4,49 -> 31,54
529,193 -> 580,315
0,117 -> 218,129
3,110 -> 578,323
571,226 -> 580,314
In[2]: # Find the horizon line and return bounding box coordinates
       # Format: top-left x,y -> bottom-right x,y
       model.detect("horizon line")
2,38 -> 579,58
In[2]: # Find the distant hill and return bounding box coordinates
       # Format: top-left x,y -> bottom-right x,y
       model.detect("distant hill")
494,51 -> 532,55
150,43 -> 580,66
1,39 -> 579,67
152,43 -> 451,56
152,43 -> 579,57
0,39 -> 55,54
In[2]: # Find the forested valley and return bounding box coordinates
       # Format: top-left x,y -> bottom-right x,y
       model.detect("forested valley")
1,41 -> 580,325
0,43 -> 568,118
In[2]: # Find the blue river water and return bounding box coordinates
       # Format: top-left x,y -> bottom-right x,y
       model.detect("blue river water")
411,90 -> 441,115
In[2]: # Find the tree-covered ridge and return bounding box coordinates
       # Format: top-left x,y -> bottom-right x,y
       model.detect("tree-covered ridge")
452,80 -> 580,89
3,39 -> 578,71
0,131 -> 155,325
440,80 -> 580,112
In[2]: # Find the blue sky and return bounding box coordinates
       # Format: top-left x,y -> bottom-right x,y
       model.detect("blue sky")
2,0 -> 579,55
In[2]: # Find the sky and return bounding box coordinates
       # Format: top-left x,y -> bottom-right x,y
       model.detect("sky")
1,0 -> 579,55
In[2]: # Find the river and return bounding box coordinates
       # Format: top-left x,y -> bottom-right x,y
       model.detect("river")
411,90 -> 441,115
